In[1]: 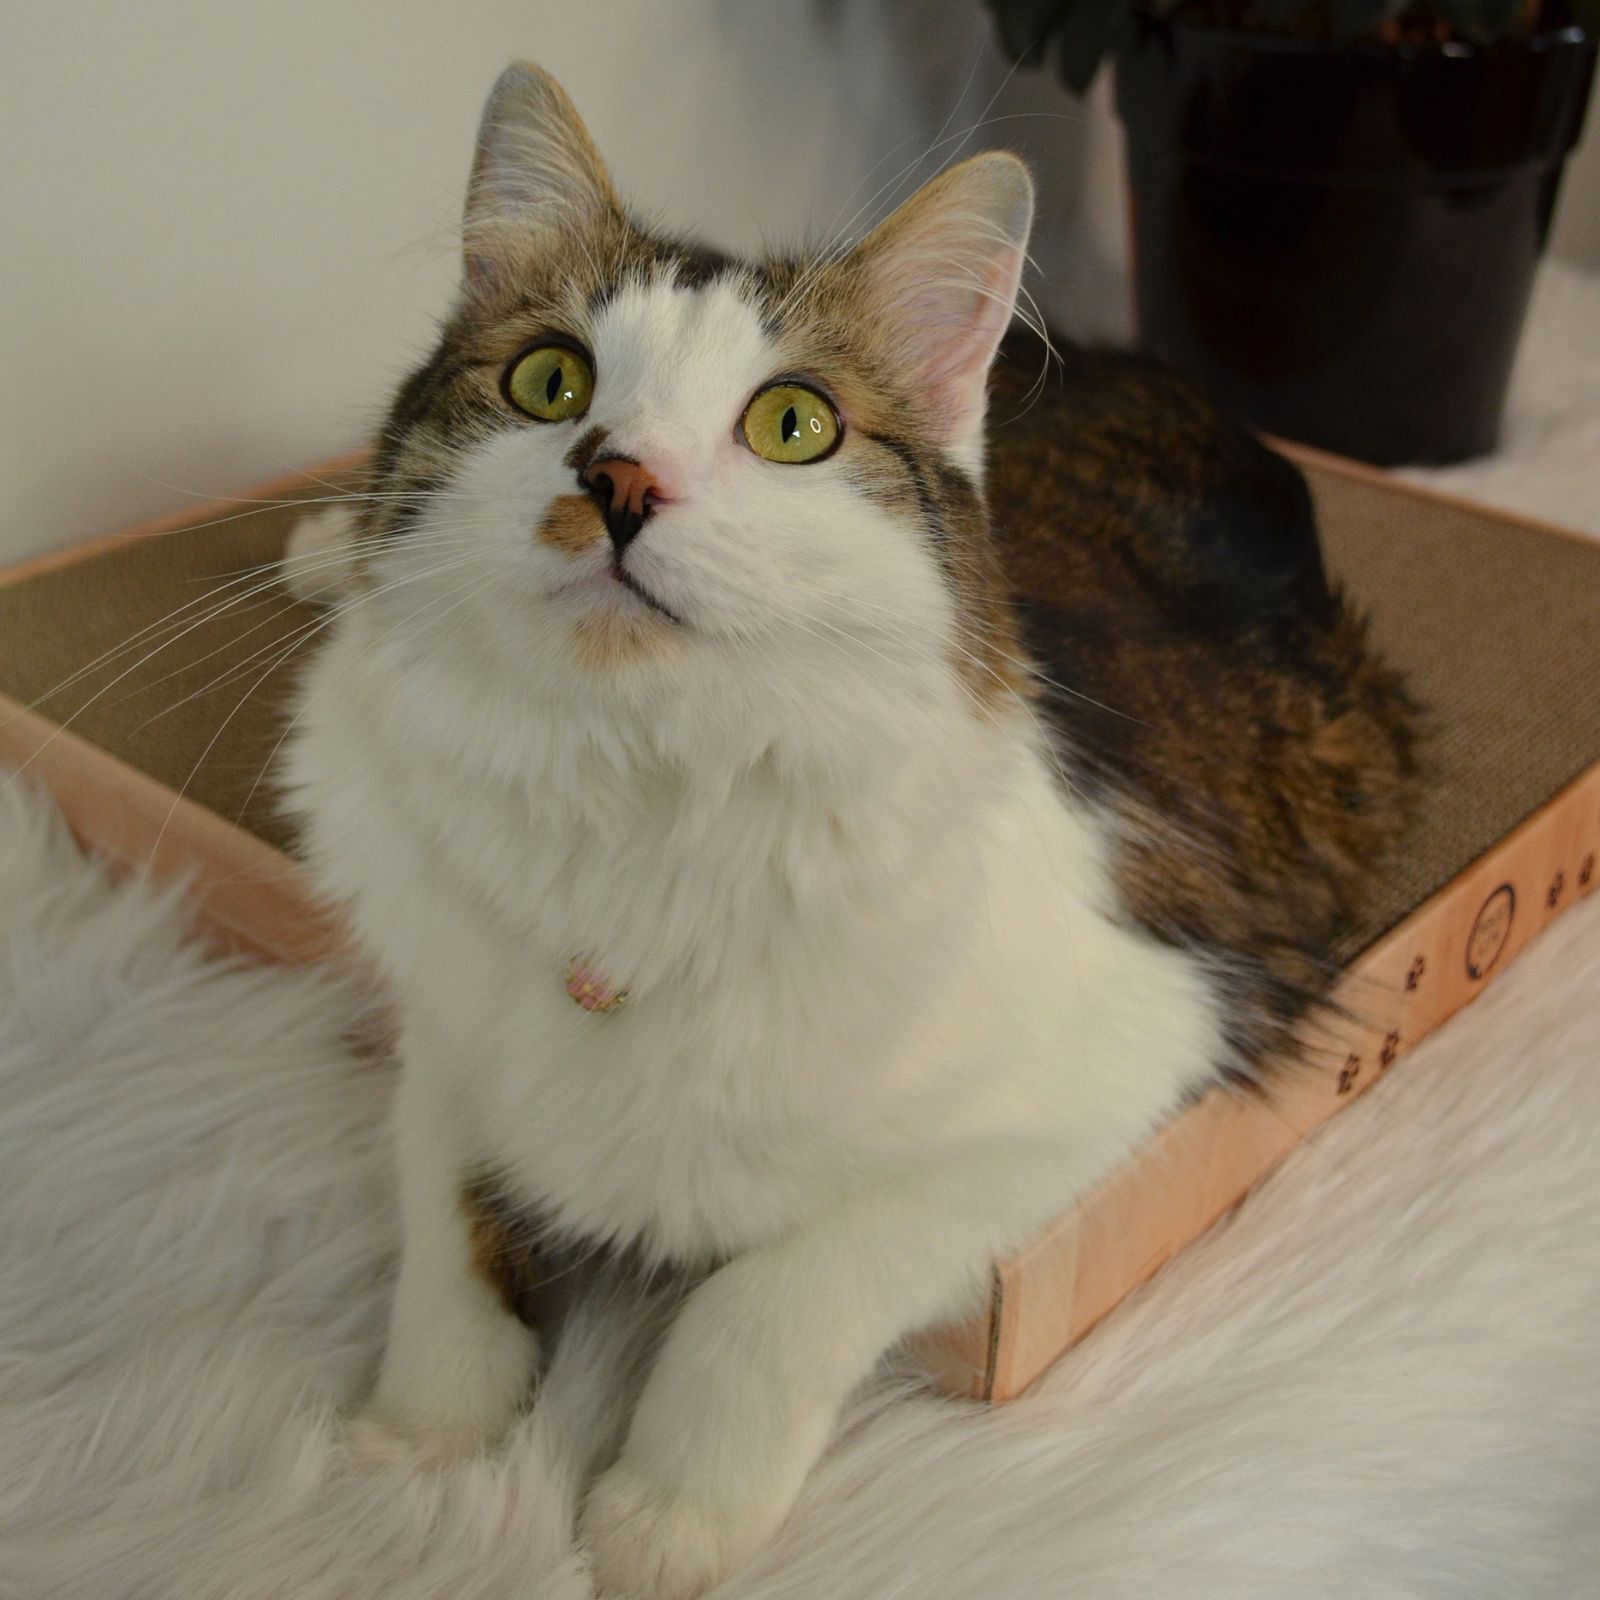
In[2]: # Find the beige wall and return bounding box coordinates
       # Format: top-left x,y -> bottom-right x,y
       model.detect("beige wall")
1,1 -> 1593,563
1552,99 -> 1600,266
0,0 -> 1015,561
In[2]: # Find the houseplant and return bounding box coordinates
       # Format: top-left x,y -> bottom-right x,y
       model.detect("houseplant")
986,0 -> 1598,463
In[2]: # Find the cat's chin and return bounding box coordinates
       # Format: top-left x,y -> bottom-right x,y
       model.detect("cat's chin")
548,573 -> 686,673
550,562 -> 683,628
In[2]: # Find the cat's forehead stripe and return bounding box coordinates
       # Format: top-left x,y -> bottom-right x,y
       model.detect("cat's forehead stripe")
591,274 -> 774,390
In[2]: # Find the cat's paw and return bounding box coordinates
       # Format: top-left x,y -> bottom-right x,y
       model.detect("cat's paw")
580,1462 -> 782,1600
340,1404 -> 496,1470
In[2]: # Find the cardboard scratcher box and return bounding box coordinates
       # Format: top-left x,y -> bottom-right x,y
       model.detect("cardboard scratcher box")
2,446 -> 1598,1402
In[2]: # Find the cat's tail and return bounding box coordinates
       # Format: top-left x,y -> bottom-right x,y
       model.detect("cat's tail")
279,506 -> 361,605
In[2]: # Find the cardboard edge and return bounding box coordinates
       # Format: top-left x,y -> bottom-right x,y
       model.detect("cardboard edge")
4,444 -> 1587,594
907,1268 -> 1004,1401
0,449 -> 371,590
957,758 -> 1600,1402
0,692 -> 351,971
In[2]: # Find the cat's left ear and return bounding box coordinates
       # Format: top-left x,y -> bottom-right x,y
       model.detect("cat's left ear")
847,152 -> 1034,467
463,62 -> 621,290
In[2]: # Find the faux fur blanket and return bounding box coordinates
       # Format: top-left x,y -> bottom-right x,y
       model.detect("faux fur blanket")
4,766 -> 1598,1600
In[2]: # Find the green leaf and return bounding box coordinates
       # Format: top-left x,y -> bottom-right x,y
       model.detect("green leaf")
1053,0 -> 1127,94
983,0 -> 1073,63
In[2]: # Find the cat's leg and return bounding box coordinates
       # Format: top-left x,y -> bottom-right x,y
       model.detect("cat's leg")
350,1045 -> 539,1465
580,1156 -> 1066,1599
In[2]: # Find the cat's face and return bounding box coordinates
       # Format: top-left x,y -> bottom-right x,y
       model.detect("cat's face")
358,64 -> 1033,746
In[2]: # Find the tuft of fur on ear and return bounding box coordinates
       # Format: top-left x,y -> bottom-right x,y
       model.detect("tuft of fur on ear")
464,62 -> 621,289
848,152 -> 1035,468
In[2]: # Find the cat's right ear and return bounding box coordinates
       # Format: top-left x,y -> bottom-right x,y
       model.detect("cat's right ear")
464,63 -> 621,291
843,151 -> 1034,471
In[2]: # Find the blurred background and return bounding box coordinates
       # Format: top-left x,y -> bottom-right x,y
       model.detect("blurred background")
2,0 -> 1596,563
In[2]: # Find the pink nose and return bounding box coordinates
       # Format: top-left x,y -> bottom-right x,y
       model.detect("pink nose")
580,456 -> 662,555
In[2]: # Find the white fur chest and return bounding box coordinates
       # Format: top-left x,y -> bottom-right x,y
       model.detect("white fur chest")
284,614 -> 1090,1261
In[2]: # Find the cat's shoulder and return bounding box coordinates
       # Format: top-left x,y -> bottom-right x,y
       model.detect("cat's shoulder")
986,332 -> 1331,633
982,331 -> 1419,1077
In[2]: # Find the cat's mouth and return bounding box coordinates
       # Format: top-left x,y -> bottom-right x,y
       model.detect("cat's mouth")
611,561 -> 683,625
550,559 -> 684,627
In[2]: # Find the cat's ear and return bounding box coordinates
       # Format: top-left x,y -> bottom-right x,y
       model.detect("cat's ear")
464,62 -> 621,289
847,152 -> 1034,464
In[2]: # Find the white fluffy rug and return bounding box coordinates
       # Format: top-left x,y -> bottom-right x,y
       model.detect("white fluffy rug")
3,263 -> 1599,1599
3,769 -> 1599,1600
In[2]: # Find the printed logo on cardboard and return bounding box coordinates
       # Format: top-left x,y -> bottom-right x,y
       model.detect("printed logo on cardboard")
1464,883 -> 1515,982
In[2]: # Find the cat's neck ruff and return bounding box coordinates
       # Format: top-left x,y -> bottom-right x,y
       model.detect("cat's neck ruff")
303,597 -> 1040,1013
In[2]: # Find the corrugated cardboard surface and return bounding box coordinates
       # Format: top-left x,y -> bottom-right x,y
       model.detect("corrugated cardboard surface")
2,464 -> 1598,952
1310,471 -> 1600,958
0,496 -> 323,852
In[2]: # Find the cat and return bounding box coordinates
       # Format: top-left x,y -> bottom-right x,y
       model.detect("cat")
280,61 -> 1416,1600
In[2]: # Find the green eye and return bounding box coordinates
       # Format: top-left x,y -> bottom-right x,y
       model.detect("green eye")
740,382 -> 841,464
503,342 -> 595,422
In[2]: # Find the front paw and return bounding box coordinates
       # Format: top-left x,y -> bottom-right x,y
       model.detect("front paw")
581,1461 -> 785,1600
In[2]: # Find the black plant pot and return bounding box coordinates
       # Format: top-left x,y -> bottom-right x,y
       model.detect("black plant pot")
1114,15 -> 1597,464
